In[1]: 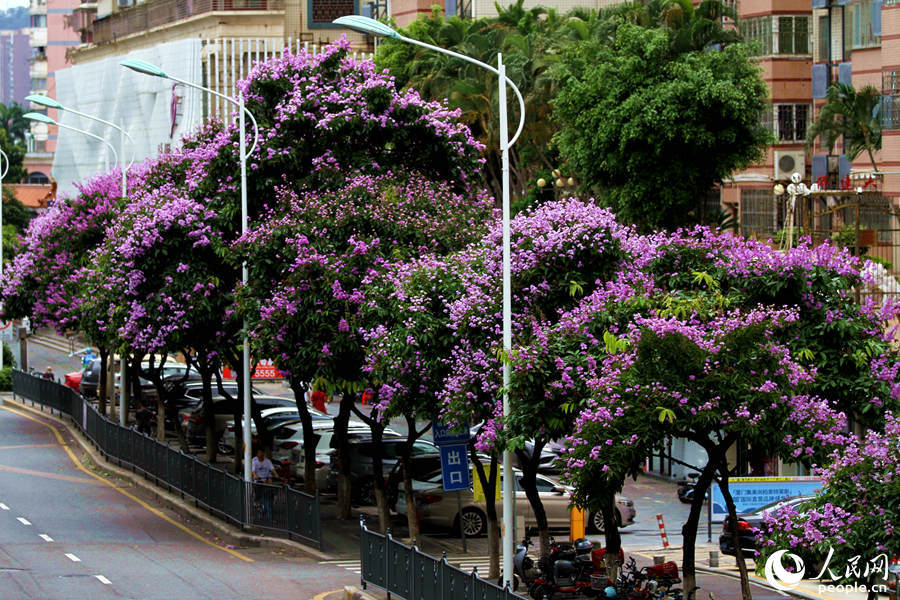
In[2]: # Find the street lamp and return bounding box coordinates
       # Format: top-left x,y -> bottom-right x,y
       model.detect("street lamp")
27,94 -> 136,426
333,14 -> 526,588
120,58 -> 260,484
774,173 -> 816,251
25,113 -> 120,169
0,148 -> 8,373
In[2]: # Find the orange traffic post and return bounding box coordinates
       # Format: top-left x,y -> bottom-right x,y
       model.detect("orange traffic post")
570,506 -> 586,541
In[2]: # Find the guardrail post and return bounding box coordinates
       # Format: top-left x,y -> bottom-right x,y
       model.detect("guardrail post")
441,551 -> 448,600
385,528 -> 392,600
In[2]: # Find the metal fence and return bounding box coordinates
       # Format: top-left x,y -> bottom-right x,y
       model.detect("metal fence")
12,370 -> 322,548
359,518 -> 527,600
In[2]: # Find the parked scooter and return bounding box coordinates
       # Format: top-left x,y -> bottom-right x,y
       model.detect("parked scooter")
676,472 -> 699,504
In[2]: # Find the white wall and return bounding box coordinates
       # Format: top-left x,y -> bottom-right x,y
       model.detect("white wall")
51,38 -> 204,194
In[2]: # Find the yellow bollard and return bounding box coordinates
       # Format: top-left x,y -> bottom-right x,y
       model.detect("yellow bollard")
570,506 -> 586,541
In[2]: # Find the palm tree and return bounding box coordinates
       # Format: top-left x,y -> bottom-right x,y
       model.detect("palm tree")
0,102 -> 29,144
806,82 -> 883,171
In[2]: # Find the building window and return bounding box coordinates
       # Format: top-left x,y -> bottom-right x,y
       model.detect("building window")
310,0 -> 355,25
846,0 -> 880,50
26,171 -> 48,184
741,189 -> 782,239
818,15 -> 830,62
742,15 -> 810,56
773,104 -> 809,142
29,14 -> 46,28
31,77 -> 46,90
883,71 -> 900,129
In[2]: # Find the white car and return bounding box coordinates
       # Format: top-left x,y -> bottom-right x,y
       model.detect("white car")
285,425 -> 402,486
219,406 -> 331,454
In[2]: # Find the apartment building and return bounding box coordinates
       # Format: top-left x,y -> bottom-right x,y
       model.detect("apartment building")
0,29 -> 31,107
24,0 -> 82,184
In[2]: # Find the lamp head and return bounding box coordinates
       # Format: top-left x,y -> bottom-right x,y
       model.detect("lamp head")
120,58 -> 169,79
24,112 -> 57,125
332,15 -> 399,38
25,94 -> 63,110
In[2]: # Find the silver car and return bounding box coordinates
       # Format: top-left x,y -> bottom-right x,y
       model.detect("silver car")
396,469 -> 636,537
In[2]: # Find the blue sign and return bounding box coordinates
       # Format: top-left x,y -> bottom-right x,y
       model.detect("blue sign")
432,419 -> 470,446
440,443 -> 470,491
710,477 -> 822,520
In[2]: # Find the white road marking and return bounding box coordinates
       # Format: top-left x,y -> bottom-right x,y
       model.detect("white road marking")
65,553 -> 81,562
95,575 -> 111,585
16,517 -> 30,525
38,534 -> 53,542
0,502 -> 9,510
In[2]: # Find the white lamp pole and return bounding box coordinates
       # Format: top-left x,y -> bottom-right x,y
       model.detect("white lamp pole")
120,59 -> 260,483
0,148 -> 8,373
27,94 -> 136,425
333,15 -> 526,588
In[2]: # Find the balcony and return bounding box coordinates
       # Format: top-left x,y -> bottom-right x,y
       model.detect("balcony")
29,28 -> 47,47
92,0 -> 284,44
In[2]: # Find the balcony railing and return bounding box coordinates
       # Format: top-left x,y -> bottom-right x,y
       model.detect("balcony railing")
92,0 -> 284,44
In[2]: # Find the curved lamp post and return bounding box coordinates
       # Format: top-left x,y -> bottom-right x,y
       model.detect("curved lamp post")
0,148 -> 8,373
333,14 -> 526,588
120,58 -> 260,484
27,94 -> 136,426
25,112 -> 120,169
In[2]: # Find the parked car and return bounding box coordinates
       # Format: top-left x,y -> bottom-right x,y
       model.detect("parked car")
268,420 -> 376,475
179,395 -> 296,443
719,495 -> 814,557
468,423 -> 559,473
326,437 -> 442,503
219,406 -> 332,454
395,469 -> 636,536
78,357 -> 102,397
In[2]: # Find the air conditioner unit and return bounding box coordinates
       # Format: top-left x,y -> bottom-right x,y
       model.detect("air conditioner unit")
118,0 -> 134,7
774,151 -> 806,181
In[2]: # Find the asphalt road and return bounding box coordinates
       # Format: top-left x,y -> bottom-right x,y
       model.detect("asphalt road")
0,399 -> 358,600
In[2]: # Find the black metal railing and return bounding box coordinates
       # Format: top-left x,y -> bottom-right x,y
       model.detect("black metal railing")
359,518 -> 527,600
12,370 -> 321,548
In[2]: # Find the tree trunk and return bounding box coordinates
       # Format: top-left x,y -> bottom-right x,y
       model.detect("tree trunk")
98,347 -> 108,413
601,493 -> 622,581
288,380 -> 319,494
472,448 -> 500,580
719,468 -> 753,600
332,393 -> 355,520
681,458 -> 719,600
516,443 -> 550,557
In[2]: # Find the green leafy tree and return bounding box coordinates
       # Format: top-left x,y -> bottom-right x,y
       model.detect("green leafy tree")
806,82 -> 883,171
0,103 -> 29,144
552,24 -> 769,230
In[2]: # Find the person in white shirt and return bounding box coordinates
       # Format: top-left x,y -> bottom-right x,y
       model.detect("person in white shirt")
251,448 -> 279,483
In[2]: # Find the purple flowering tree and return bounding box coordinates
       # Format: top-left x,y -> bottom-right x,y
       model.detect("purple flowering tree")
238,173 -> 492,523
758,415 -> 900,592
1,169 -> 123,410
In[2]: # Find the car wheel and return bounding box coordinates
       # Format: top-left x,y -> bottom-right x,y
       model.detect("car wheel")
217,435 -> 234,456
587,511 -> 605,534
459,507 -> 487,537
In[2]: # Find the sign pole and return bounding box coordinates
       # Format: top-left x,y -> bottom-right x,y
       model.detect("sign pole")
458,490 -> 467,553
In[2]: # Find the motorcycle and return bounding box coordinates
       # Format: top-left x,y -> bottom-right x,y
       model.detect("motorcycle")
676,472 -> 699,504
613,557 -> 682,600
521,537 -> 624,600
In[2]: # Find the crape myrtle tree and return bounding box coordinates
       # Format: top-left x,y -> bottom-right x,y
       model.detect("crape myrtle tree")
82,154 -> 240,461
237,173 -> 492,523
232,38 -> 487,518
547,228 -> 900,599
438,198 -> 635,558
0,169 -> 122,412
362,250 -> 490,543
758,413 -> 900,594
552,24 -> 769,229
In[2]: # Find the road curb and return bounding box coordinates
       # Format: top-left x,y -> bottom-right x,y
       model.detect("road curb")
695,565 -> 833,600
3,394 -> 335,562
344,586 -> 379,600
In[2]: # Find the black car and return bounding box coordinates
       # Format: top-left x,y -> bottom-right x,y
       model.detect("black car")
327,437 -> 441,504
79,358 -> 102,397
719,495 -> 814,556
